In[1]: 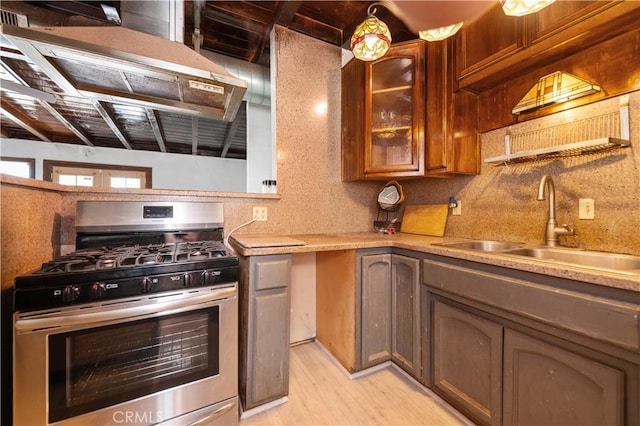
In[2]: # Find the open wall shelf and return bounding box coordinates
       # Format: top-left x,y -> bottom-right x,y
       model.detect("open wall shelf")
484,98 -> 631,166
484,137 -> 630,165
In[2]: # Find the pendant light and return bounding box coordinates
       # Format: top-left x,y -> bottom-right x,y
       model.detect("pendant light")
512,71 -> 601,114
501,0 -> 556,16
418,22 -> 464,42
350,2 -> 392,61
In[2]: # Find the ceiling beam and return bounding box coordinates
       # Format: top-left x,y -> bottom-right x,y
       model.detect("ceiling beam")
146,109 -> 167,152
1,60 -> 95,146
0,103 -> 52,142
92,100 -> 133,150
255,1 -> 303,65
220,113 -> 241,158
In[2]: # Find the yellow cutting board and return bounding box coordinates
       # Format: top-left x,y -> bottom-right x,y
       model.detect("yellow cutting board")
400,204 -> 449,236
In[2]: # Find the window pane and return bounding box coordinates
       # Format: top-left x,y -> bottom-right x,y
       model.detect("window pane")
58,175 -> 78,186
110,177 -> 141,188
77,176 -> 94,187
125,177 -> 141,188
58,174 -> 94,186
110,177 -> 126,188
1,160 -> 31,178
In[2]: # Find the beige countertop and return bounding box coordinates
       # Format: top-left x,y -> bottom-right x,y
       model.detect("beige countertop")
230,232 -> 640,293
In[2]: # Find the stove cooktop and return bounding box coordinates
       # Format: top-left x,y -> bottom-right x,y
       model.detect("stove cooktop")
13,240 -> 238,312
38,241 -> 230,274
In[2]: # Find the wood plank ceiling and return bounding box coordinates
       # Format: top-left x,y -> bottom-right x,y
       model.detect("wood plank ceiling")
0,1 -> 416,159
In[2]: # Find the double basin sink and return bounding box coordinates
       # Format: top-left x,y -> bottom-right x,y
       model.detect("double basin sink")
434,240 -> 640,276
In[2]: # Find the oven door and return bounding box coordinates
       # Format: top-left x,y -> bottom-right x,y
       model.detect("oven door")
13,284 -> 238,426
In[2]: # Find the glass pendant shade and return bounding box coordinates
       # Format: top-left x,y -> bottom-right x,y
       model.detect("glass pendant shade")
501,0 -> 556,16
351,15 -> 392,61
418,22 -> 463,42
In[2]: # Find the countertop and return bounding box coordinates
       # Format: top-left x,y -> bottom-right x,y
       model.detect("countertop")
230,233 -> 640,293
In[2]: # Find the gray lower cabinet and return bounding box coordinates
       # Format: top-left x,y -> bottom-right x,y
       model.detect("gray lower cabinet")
239,254 -> 291,411
360,252 -> 421,379
391,254 -> 421,377
423,255 -> 638,425
360,253 -> 392,368
503,328 -> 624,425
432,300 -> 503,425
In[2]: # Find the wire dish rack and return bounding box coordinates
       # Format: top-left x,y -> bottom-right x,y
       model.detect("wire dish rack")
485,102 -> 631,165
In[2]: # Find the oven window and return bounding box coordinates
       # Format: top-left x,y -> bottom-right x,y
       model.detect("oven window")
48,307 -> 219,423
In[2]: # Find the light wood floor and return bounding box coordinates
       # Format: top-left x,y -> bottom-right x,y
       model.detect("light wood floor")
241,341 -> 472,426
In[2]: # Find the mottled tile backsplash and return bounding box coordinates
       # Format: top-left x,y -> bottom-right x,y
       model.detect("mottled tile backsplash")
402,92 -> 640,255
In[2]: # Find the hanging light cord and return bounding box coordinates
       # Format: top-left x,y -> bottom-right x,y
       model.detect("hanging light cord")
224,218 -> 257,250
367,2 -> 385,16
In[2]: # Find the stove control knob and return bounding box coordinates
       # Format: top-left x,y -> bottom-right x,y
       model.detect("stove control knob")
140,277 -> 154,293
62,285 -> 80,303
90,282 -> 106,299
201,270 -> 212,286
183,273 -> 193,287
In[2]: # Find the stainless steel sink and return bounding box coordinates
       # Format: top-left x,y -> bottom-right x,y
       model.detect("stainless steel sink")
502,247 -> 640,275
434,240 -> 524,252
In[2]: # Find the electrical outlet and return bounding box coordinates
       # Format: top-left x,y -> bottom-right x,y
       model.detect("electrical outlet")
452,200 -> 462,216
252,206 -> 268,222
579,198 -> 595,220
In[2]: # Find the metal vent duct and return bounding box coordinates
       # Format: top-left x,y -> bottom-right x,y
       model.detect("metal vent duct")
199,51 -> 271,106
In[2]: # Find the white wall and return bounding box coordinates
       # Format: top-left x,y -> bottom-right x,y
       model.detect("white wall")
246,103 -> 274,193
0,138 -> 247,192
290,252 -> 317,344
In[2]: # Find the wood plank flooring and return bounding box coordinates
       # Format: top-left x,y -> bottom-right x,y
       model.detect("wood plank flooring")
241,341 -> 472,425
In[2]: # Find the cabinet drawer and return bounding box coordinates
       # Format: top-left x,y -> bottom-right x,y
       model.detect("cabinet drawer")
423,258 -> 639,353
253,256 -> 291,291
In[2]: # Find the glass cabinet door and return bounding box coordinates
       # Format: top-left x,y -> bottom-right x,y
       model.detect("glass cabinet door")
364,44 -> 425,176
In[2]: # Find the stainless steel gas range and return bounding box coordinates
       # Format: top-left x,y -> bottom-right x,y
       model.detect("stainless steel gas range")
13,201 -> 239,426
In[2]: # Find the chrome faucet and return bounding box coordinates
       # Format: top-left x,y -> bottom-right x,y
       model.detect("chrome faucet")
537,175 -> 574,247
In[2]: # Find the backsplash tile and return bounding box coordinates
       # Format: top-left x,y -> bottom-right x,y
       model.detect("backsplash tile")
402,91 -> 640,255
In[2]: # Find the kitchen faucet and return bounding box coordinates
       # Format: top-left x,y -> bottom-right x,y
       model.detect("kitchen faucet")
537,175 -> 574,247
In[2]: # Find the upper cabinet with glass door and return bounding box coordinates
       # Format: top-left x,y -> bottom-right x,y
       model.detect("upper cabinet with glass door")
342,41 -> 426,181
366,44 -> 425,177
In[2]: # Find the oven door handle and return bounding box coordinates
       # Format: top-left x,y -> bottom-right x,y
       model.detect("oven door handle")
187,401 -> 237,426
15,286 -> 236,332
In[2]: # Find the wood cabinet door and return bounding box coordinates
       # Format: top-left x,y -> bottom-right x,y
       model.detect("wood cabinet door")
433,300 -> 503,425
363,41 -> 425,178
243,255 -> 291,410
360,253 -> 392,368
341,58 -> 365,181
530,1 -> 620,43
426,40 -> 480,176
391,254 -> 421,378
248,290 -> 290,408
456,3 -> 525,83
503,329 -> 624,426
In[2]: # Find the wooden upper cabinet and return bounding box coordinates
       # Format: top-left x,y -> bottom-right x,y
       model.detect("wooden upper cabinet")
456,3 -> 524,86
364,41 -> 426,179
342,39 -> 479,181
342,40 -> 426,181
456,0 -> 640,91
426,40 -> 479,176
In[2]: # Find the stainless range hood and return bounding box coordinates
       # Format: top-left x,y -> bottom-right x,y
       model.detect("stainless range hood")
1,24 -> 247,121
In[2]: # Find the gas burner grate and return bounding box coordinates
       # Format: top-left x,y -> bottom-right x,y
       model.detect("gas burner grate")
35,241 -> 230,274
175,241 -> 228,262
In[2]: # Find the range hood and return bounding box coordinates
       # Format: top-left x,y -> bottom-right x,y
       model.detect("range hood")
1,25 -> 248,121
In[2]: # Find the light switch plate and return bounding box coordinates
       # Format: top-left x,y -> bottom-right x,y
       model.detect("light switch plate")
579,198 -> 595,220
452,200 -> 462,216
